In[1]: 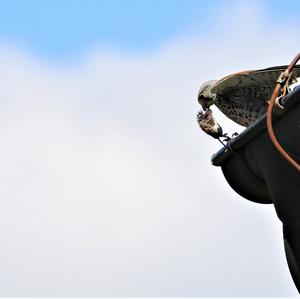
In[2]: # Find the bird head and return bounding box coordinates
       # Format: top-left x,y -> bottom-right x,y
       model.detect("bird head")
197,80 -> 218,110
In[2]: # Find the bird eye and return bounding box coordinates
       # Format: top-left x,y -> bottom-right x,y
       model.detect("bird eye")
198,95 -> 204,100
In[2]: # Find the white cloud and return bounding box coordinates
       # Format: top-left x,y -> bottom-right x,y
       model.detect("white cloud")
0,1 -> 299,296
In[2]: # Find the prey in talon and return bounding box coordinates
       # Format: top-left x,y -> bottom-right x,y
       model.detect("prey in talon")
197,109 -> 226,145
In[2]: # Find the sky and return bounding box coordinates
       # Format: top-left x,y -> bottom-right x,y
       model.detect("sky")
0,0 -> 298,59
0,0 -> 300,297
0,0 -> 203,56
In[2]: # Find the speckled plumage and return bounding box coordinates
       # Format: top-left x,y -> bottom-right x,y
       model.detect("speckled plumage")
214,87 -> 270,127
197,65 -> 300,127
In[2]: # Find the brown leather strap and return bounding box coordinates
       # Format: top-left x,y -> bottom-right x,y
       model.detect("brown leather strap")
267,53 -> 300,172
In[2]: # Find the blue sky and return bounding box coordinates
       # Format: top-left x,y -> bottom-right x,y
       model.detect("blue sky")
0,0 -> 298,60
0,1 -> 300,296
0,0 -> 206,57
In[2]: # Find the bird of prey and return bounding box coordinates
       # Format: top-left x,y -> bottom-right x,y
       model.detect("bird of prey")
197,65 -> 300,127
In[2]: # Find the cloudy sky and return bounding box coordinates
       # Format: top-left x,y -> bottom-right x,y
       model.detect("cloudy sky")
0,0 -> 300,296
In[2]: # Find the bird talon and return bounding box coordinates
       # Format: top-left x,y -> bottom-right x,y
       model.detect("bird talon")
218,132 -> 238,147
197,108 -> 239,146
221,133 -> 230,141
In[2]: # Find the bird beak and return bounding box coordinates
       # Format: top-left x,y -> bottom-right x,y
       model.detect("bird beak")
198,94 -> 214,111
201,102 -> 210,111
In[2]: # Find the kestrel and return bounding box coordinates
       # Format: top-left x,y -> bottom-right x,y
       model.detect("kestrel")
197,65 -> 300,127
